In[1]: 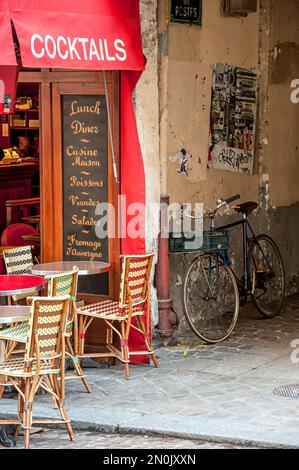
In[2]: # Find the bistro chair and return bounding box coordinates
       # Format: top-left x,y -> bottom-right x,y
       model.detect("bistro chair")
0,246 -> 37,358
77,253 -> 158,379
0,269 -> 91,393
2,245 -> 36,304
0,296 -> 74,449
46,270 -> 91,393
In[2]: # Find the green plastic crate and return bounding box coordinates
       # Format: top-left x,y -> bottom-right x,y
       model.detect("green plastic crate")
169,230 -> 229,254
169,232 -> 197,253
203,230 -> 229,252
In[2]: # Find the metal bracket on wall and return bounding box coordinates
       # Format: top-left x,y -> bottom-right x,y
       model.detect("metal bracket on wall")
223,0 -> 257,16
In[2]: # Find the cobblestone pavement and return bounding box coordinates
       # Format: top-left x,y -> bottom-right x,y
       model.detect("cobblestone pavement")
7,429 -> 254,449
1,295 -> 299,448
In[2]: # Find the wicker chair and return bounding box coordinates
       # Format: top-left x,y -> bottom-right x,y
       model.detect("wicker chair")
2,245 -> 36,303
46,270 -> 91,393
78,253 -> 158,379
0,270 -> 91,393
0,296 -> 74,449
0,246 -> 37,358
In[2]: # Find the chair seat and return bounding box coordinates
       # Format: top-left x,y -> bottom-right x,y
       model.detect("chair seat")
0,320 -> 30,343
0,356 -> 59,377
78,300 -> 144,320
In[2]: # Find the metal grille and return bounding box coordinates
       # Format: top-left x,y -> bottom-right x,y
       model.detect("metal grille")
273,384 -> 299,399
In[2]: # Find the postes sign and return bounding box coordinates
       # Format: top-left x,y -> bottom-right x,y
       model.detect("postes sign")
170,0 -> 202,25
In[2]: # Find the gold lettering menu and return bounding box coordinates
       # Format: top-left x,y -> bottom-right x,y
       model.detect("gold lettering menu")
62,95 -> 108,293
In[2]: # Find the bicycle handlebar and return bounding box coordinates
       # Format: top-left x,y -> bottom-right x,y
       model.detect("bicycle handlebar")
225,194 -> 240,205
181,194 -> 241,220
212,194 -> 241,218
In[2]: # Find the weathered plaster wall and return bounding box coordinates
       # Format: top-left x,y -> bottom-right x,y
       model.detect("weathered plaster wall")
168,0 -> 299,332
136,0 -> 160,324
159,1 -> 261,330
163,0 -> 260,209
268,0 -> 299,207
135,0 -> 299,333
265,0 -> 299,293
137,0 -> 160,255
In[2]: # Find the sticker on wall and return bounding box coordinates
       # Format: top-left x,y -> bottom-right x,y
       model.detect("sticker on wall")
169,148 -> 192,177
209,63 -> 258,175
3,94 -> 12,113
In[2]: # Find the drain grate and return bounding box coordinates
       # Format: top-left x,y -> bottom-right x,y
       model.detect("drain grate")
273,384 -> 299,399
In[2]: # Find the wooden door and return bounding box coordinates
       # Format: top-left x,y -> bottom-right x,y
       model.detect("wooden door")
40,73 -> 120,302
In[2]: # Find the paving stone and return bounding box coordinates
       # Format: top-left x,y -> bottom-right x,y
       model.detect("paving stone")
1,295 -> 299,449
7,429 -> 257,449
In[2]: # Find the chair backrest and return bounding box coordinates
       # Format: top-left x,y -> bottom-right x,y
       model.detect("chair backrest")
119,253 -> 154,308
2,245 -> 33,275
46,270 -> 79,328
1,223 -> 37,247
25,296 -> 70,362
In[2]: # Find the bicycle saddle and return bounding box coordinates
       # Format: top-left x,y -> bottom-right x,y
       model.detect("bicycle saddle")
234,201 -> 258,216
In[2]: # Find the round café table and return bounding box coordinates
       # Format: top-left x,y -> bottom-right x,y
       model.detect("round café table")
0,275 -> 47,299
31,261 -> 111,347
31,261 -> 111,371
31,261 -> 111,276
0,275 -> 47,448
0,306 -> 30,325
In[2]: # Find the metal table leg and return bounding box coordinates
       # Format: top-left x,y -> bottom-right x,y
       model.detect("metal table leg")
0,297 -> 16,447
0,427 -> 16,448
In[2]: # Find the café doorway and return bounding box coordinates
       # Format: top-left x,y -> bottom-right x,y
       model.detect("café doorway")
1,68 -> 122,353
41,76 -> 120,301
0,74 -> 40,265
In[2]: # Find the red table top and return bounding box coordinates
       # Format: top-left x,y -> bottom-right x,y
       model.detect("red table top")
0,275 -> 47,296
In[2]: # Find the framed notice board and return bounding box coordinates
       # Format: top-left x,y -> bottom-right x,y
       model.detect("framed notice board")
62,94 -> 109,295
170,0 -> 202,25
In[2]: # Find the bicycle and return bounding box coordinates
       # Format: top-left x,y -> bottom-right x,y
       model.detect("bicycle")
182,195 -> 285,344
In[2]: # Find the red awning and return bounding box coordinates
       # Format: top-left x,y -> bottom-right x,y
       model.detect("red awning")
0,1 -> 17,66
8,0 -> 145,71
0,1 -> 18,112
1,0 -> 146,253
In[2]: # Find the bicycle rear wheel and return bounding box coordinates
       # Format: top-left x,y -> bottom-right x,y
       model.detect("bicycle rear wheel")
182,253 -> 239,343
249,234 -> 285,318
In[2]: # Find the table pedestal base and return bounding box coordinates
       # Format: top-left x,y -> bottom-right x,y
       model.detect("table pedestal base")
81,357 -> 112,369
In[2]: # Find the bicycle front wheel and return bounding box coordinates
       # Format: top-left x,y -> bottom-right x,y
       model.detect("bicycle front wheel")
249,234 -> 285,318
182,253 -> 239,343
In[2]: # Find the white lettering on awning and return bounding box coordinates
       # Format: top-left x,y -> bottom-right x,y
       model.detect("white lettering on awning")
115,39 -> 127,61
31,33 -> 45,59
30,34 -> 127,63
67,37 -> 81,60
57,36 -> 68,60
45,35 -> 56,59
89,39 -> 101,61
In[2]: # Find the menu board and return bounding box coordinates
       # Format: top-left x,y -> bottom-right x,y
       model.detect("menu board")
62,94 -> 109,295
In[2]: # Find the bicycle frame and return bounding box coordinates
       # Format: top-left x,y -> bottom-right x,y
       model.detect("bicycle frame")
215,215 -> 257,296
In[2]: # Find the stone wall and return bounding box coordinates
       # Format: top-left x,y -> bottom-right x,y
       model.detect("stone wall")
135,0 -> 299,334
